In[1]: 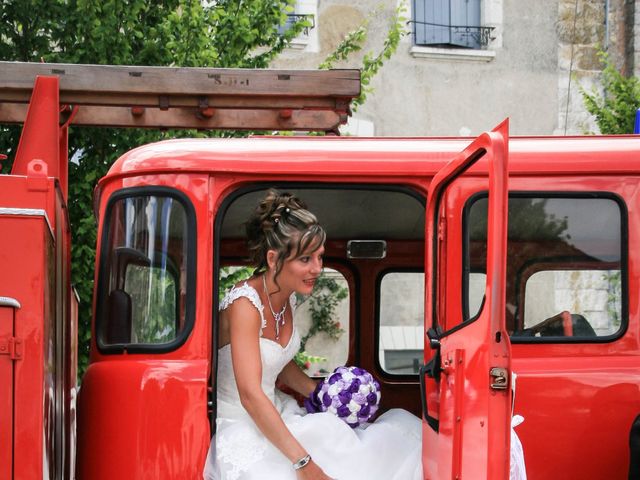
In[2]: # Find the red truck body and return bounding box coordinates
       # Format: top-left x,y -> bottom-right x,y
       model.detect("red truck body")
2,67 -> 639,480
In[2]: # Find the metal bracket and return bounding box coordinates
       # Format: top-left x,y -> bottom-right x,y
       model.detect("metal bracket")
0,337 -> 23,360
489,367 -> 508,390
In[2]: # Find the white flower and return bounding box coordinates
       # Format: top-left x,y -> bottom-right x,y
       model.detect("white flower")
341,371 -> 355,381
359,384 -> 371,395
348,400 -> 360,413
328,384 -> 340,396
347,413 -> 358,424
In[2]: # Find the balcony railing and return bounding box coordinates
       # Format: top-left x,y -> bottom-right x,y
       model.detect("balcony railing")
279,14 -> 315,36
409,20 -> 494,49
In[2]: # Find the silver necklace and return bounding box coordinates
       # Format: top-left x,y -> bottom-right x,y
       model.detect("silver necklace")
262,274 -> 287,339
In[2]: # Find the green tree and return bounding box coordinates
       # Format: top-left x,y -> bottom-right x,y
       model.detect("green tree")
580,52 -> 640,134
0,0 -> 402,376
1,0 -> 308,374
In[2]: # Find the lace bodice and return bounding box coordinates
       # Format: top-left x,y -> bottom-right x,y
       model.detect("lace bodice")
216,282 -> 300,421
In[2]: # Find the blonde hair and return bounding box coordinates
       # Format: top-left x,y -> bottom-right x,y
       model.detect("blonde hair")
246,190 -> 325,284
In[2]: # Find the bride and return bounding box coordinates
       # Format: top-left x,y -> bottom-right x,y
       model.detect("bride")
204,190 -> 423,480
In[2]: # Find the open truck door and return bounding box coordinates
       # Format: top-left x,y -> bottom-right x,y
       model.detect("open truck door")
421,120 -> 512,479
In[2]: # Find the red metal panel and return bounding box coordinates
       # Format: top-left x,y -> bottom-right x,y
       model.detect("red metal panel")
423,120 -> 511,479
503,174 -> 640,479
0,213 -> 51,480
0,306 -> 15,479
77,360 -> 209,480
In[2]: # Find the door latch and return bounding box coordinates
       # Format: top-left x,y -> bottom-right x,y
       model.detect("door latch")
489,367 -> 508,390
0,337 -> 23,360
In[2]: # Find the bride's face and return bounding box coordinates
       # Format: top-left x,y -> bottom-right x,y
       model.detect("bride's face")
272,244 -> 324,295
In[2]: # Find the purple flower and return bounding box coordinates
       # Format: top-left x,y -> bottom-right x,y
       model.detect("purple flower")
358,404 -> 371,418
338,391 -> 352,405
337,405 -> 351,418
303,365 -> 382,428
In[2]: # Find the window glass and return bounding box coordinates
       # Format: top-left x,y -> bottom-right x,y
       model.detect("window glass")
219,267 -> 350,376
468,272 -> 486,318
99,194 -> 191,347
466,196 -> 623,340
295,268 -> 349,375
523,269 -> 621,337
378,272 -> 424,374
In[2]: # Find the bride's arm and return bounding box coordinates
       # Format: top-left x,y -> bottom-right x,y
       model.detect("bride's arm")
277,361 -> 317,397
228,299 -> 309,462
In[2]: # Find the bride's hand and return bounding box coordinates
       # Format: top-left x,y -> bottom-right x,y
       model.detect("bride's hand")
295,459 -> 333,480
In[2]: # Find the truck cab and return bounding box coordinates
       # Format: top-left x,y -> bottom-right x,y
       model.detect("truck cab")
77,127 -> 640,479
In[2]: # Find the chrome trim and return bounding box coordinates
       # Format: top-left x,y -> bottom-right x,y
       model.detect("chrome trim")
0,207 -> 54,237
0,297 -> 21,309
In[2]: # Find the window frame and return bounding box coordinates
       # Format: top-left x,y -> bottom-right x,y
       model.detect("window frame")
462,190 -> 629,344
95,186 -> 197,354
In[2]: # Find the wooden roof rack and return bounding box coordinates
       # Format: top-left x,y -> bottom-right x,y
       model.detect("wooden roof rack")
0,62 -> 360,132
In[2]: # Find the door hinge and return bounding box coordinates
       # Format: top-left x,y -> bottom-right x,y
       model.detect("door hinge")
489,367 -> 508,390
0,336 -> 23,360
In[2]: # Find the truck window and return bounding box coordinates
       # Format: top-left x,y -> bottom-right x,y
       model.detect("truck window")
96,188 -> 196,351
378,271 -> 424,374
465,194 -> 625,340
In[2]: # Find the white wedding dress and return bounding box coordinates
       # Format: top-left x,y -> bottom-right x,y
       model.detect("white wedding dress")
203,282 -> 423,480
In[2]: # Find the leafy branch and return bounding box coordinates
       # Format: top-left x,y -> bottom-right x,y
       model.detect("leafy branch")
319,3 -> 407,111
580,51 -> 640,134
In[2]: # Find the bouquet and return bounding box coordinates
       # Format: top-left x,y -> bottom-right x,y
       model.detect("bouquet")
304,366 -> 381,428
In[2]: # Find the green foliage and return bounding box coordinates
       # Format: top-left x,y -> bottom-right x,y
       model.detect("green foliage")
1,0 -> 400,378
219,266 -> 255,301
319,3 -> 406,111
299,274 -> 347,350
0,0 -> 304,377
580,52 -> 640,134
293,350 -> 326,371
295,273 -> 347,372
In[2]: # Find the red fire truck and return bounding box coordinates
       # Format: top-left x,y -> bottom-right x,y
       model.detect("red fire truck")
1,62 -> 639,480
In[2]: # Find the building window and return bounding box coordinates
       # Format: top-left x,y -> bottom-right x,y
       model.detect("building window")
411,0 -> 493,49
278,0 -> 318,51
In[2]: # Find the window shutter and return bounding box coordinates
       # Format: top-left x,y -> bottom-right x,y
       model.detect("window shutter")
450,0 -> 481,48
414,0 -> 450,46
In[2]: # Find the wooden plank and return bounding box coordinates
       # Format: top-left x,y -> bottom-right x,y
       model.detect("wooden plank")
0,62 -> 359,131
0,62 -> 360,98
0,103 -> 346,131
0,90 -> 346,109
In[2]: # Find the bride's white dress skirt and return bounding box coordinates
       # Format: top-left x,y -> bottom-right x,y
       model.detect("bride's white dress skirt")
205,390 -> 422,480
204,283 -> 422,480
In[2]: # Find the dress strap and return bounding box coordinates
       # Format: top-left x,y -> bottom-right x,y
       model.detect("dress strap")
219,282 -> 267,335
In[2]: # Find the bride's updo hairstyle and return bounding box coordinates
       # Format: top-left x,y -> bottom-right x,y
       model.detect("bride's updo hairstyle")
246,189 -> 325,282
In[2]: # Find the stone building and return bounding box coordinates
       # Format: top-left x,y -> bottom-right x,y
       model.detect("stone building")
272,1 -> 634,373
273,0 -> 640,136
